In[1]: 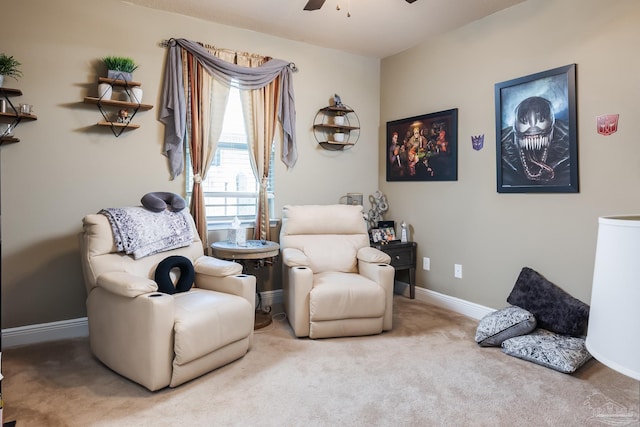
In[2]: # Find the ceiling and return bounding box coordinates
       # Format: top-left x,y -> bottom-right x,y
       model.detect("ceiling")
125,0 -> 526,58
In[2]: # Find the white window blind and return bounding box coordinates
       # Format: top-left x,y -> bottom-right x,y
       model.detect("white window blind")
186,87 -> 275,226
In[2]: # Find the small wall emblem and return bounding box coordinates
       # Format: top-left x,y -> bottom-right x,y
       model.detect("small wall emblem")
471,134 -> 484,151
596,114 -> 619,136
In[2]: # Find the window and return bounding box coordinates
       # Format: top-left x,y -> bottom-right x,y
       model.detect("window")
186,87 -> 275,226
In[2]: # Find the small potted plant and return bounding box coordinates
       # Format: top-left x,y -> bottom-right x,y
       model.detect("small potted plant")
0,53 -> 23,87
102,56 -> 138,82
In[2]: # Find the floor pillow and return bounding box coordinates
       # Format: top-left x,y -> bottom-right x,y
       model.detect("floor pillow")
506,267 -> 589,337
475,306 -> 537,347
501,329 -> 592,374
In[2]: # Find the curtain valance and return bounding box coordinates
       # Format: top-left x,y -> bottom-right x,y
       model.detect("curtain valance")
159,38 -> 297,178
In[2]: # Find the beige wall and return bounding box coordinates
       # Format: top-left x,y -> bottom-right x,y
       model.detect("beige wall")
380,0 -> 640,309
4,0 -> 638,330
0,0 -> 380,328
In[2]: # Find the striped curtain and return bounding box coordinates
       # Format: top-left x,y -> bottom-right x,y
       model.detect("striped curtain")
181,43 -> 278,245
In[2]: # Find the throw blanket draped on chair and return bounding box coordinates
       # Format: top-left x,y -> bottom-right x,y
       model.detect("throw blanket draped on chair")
99,207 -> 194,259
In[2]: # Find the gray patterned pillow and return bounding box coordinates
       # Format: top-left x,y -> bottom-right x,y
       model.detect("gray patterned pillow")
475,306 -> 537,347
501,329 -> 592,374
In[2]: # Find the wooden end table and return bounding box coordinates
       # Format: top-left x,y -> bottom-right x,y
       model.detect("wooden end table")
371,241 -> 417,299
211,240 -> 280,329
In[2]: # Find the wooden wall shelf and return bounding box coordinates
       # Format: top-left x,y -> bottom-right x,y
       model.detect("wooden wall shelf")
0,111 -> 37,121
83,97 -> 153,111
0,136 -> 20,145
98,77 -> 142,87
97,121 -> 140,129
0,87 -> 38,144
0,88 -> 22,96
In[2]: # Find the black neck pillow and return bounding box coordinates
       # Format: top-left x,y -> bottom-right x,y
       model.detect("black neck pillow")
141,192 -> 187,212
154,256 -> 194,294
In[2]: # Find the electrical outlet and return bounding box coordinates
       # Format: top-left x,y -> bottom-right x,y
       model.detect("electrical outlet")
454,264 -> 463,279
423,257 -> 430,271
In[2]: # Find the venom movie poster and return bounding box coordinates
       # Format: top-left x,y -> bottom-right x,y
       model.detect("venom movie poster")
495,64 -> 578,193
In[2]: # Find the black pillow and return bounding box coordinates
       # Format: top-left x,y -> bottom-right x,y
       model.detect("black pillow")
141,192 -> 187,212
506,267 -> 589,337
154,256 -> 194,294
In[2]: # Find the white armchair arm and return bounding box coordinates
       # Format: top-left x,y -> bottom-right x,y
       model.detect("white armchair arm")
86,287 -> 175,391
194,256 -> 256,308
357,246 -> 392,282
281,247 -> 311,267
357,246 -> 391,264
193,256 -> 243,276
96,271 -> 158,298
357,248 -> 395,332
282,248 -> 314,337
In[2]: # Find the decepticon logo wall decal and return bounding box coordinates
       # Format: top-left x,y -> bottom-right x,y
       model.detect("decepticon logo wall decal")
596,114 -> 619,136
471,134 -> 484,151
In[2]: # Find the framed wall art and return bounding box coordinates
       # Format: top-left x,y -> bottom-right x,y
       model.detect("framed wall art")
386,108 -> 458,182
495,64 -> 578,193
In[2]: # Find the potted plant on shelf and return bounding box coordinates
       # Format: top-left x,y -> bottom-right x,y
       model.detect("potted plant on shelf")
0,53 -> 23,88
102,56 -> 138,82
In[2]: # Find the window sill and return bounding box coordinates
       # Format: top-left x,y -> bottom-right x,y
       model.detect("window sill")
207,219 -> 281,231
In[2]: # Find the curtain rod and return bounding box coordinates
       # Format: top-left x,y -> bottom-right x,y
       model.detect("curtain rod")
159,39 -> 298,72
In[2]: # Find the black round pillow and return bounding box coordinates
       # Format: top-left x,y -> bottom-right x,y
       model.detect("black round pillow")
154,256 -> 194,295
141,192 -> 187,212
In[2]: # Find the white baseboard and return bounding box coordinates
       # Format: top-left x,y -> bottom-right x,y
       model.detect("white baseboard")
264,285 -> 493,320
1,287 -> 490,348
395,281 -> 494,320
2,317 -> 89,349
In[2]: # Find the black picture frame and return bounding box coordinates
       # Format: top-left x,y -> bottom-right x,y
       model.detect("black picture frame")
377,220 -> 395,229
369,227 -> 397,244
386,109 -> 458,182
495,64 -> 578,193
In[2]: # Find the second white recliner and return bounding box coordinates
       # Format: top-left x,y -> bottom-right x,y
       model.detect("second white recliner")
280,204 -> 395,339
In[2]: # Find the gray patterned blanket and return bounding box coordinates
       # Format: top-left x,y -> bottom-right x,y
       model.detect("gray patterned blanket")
99,207 -> 194,259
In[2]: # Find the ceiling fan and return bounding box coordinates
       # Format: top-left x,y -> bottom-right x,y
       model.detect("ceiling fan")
304,0 -> 417,11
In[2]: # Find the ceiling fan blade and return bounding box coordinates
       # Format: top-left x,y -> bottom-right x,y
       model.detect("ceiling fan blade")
406,0 -> 418,3
304,0 -> 326,11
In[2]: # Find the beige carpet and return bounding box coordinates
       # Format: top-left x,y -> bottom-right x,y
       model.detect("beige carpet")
3,296 -> 639,426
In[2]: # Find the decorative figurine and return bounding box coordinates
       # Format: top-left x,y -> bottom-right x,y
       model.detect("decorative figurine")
117,108 -> 129,123
333,93 -> 343,108
400,221 -> 408,243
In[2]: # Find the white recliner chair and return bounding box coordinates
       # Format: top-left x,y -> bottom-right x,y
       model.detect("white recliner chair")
280,204 -> 395,339
80,210 -> 256,391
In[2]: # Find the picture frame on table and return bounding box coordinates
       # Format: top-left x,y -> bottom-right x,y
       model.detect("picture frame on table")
495,64 -> 578,193
386,109 -> 458,182
377,220 -> 398,243
370,228 -> 384,243
370,224 -> 398,244
380,227 -> 396,242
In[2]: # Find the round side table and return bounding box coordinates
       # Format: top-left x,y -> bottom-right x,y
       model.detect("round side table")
211,240 -> 280,329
